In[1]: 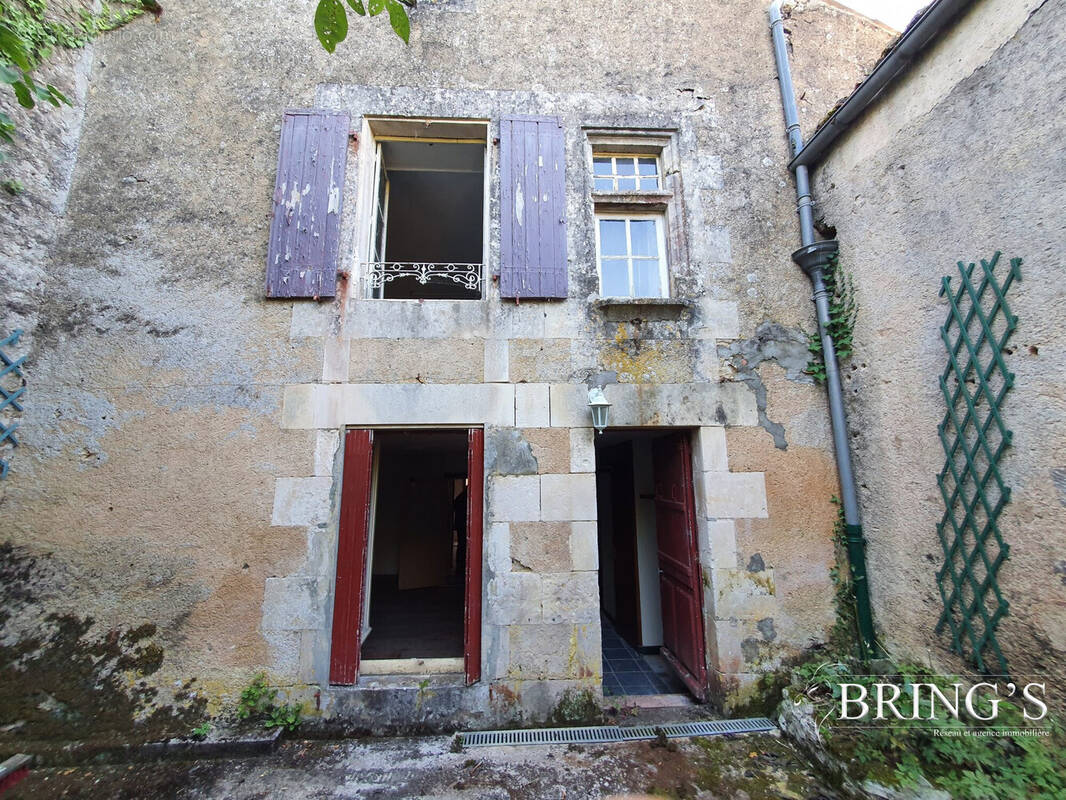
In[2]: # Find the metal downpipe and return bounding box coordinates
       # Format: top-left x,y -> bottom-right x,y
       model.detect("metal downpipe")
769,1 -> 877,659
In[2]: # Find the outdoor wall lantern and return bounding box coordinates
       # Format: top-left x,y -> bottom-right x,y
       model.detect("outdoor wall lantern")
587,386 -> 611,434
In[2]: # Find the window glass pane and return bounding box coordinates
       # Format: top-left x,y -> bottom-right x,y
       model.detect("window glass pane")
632,259 -> 662,298
616,177 -> 637,192
637,158 -> 658,176
599,219 -> 627,256
639,177 -> 659,191
616,158 -> 636,175
594,177 -> 614,192
600,258 -> 630,296
629,219 -> 658,257
593,157 -> 612,175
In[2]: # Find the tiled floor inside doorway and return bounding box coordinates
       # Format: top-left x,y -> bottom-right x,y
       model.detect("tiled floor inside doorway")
601,616 -> 688,696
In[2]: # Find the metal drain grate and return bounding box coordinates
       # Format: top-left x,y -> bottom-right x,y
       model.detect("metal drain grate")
458,717 -> 776,748
461,726 -> 622,747
660,719 -> 776,738
618,725 -> 659,741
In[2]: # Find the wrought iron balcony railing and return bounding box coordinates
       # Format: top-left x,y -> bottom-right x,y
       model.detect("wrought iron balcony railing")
363,262 -> 483,294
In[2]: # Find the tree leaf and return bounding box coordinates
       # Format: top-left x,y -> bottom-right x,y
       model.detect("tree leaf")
347,0 -> 366,14
367,0 -> 385,16
12,81 -> 34,109
32,83 -> 64,107
0,64 -> 22,84
47,85 -> 71,106
314,0 -> 348,53
0,25 -> 32,71
385,0 -> 409,42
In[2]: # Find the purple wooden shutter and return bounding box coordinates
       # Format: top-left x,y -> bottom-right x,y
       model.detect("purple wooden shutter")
266,109 -> 350,299
499,116 -> 568,300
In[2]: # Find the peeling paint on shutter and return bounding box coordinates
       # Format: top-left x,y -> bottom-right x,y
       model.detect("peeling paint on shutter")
266,109 -> 350,299
499,116 -> 568,300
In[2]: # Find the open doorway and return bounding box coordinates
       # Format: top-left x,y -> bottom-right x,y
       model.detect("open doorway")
329,428 -> 484,685
596,430 -> 708,700
360,430 -> 468,660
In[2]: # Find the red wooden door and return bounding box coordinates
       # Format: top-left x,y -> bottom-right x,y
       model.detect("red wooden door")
329,429 -> 375,685
652,432 -> 708,700
464,428 -> 484,685
329,427 -> 483,686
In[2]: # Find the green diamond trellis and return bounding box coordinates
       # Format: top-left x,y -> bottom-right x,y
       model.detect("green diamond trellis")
0,329 -> 26,479
935,252 -> 1021,676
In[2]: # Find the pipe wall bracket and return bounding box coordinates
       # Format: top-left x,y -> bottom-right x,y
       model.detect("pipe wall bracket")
791,239 -> 839,278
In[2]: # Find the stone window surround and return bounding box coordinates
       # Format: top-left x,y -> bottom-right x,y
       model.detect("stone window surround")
584,128 -> 687,299
314,82 -> 729,307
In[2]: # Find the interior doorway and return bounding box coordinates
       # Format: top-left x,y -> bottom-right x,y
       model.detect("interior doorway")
595,429 -> 708,700
361,430 -> 468,659
329,428 -> 484,685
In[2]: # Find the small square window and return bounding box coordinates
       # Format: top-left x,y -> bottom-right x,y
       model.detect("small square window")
592,155 -> 661,193
595,213 -> 668,298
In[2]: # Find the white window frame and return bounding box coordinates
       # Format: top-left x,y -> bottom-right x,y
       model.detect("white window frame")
594,211 -> 669,299
592,153 -> 662,193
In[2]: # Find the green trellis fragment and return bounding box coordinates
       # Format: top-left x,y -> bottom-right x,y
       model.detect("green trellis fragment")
0,329 -> 26,479
934,252 -> 1021,676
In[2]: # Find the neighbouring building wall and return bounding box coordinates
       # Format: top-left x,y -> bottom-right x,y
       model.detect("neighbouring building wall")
807,0 -> 1066,688
0,0 -> 893,740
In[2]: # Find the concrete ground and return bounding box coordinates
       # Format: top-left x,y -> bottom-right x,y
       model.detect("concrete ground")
8,732 -> 838,799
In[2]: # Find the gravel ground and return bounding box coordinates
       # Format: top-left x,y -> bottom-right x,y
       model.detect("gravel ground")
7,731 -> 839,799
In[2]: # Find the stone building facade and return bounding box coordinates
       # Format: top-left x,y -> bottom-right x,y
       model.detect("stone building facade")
0,0 -> 894,738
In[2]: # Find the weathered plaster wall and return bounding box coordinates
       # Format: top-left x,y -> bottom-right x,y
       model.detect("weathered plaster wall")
809,0 -> 1065,686
0,0 -> 892,737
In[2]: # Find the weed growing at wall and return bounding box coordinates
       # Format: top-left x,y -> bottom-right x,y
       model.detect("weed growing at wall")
827,496 -> 861,655
237,673 -> 302,733
805,253 -> 857,382
791,660 -> 1066,799
548,688 -> 602,727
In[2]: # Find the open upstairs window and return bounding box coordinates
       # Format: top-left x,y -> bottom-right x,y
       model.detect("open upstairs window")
586,131 -> 680,300
360,118 -> 489,300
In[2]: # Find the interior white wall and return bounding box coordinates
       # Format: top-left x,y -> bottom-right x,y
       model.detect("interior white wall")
596,469 -> 617,619
633,438 -> 664,648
